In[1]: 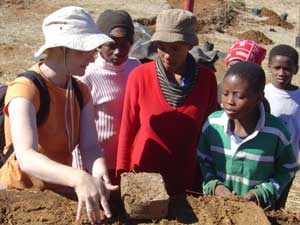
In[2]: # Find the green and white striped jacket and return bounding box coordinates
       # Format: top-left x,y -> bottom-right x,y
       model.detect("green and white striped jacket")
197,104 -> 299,207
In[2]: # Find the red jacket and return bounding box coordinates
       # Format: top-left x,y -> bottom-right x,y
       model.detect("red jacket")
116,61 -> 218,194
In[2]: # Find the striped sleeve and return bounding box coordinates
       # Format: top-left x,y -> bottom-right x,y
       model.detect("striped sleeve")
197,119 -> 223,195
251,132 -> 298,207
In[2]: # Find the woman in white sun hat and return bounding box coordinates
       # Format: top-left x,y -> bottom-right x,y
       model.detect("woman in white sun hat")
0,6 -> 118,224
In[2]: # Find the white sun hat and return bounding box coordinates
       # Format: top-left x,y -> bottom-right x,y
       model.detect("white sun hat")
34,6 -> 113,58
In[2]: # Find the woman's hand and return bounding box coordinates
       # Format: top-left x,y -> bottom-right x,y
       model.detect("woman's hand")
74,169 -> 118,224
92,158 -> 119,201
215,185 -> 232,196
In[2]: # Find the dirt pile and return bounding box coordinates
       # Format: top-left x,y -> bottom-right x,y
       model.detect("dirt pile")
168,195 -> 270,225
260,8 -> 279,18
260,8 -> 293,30
265,210 -> 300,225
195,6 -> 238,34
137,0 -> 240,35
263,17 -> 294,30
238,30 -> 273,45
1,189 -> 300,225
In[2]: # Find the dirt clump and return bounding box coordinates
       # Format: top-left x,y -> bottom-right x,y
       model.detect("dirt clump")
238,30 -> 273,45
263,16 -> 294,30
167,0 -> 240,34
120,172 -> 169,219
167,195 -> 270,225
196,6 -> 238,34
260,7 -> 279,18
265,210 -> 300,225
259,7 -> 293,29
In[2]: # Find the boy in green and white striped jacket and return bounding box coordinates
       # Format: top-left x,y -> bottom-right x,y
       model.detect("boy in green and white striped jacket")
197,61 -> 298,209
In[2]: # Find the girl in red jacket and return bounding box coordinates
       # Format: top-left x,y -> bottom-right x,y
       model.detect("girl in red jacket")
116,8 -> 218,195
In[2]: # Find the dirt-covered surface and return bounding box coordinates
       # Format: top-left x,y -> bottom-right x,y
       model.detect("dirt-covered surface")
2,189 -> 300,225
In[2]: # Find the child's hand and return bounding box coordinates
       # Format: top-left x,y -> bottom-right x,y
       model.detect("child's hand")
215,185 -> 232,196
243,191 -> 259,205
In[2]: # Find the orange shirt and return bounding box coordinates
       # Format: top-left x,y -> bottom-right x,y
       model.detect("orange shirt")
0,62 -> 90,191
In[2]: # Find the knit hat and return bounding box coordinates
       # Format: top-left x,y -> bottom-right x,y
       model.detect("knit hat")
151,9 -> 198,46
224,39 -> 266,66
96,10 -> 134,43
34,6 -> 113,58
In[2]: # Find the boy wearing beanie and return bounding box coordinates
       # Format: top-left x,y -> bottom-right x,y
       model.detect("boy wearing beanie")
80,10 -> 140,184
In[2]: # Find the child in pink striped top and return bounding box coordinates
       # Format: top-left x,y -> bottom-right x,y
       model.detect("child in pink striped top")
80,10 -> 140,184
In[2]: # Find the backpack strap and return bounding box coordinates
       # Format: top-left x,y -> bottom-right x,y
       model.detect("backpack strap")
0,73 -> 84,169
0,85 -> 7,106
0,71 -> 49,168
0,144 -> 13,168
17,71 -> 50,125
0,85 -> 8,152
71,77 -> 83,110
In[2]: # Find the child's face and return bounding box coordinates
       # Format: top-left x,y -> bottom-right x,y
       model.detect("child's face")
222,75 -> 262,120
157,41 -> 191,74
99,35 -> 131,66
268,55 -> 298,89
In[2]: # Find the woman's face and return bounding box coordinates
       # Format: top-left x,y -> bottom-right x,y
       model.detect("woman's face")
65,48 -> 98,76
157,41 -> 191,74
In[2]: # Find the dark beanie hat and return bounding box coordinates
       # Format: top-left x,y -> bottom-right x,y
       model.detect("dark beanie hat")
96,9 -> 134,43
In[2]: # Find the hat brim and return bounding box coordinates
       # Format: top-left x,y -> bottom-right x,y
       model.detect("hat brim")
151,31 -> 198,46
34,33 -> 113,58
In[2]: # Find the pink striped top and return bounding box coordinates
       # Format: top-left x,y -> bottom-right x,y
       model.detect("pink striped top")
80,54 -> 140,169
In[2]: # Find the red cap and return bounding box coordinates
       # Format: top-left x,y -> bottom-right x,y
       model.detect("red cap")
225,39 -> 266,66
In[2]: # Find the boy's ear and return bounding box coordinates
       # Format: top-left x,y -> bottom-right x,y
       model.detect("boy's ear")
257,91 -> 264,103
294,64 -> 299,75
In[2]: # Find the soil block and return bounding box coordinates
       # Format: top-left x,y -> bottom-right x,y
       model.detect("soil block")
120,172 -> 170,219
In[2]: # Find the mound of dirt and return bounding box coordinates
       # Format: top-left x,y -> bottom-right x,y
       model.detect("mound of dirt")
140,0 -> 240,35
1,189 -> 300,225
259,7 -> 293,29
263,17 -> 293,30
196,6 -> 238,34
265,210 -> 300,225
260,7 -> 279,18
168,195 -> 270,225
238,30 -> 273,45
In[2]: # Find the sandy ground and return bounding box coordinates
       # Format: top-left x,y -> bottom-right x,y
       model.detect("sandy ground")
0,0 -> 300,214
